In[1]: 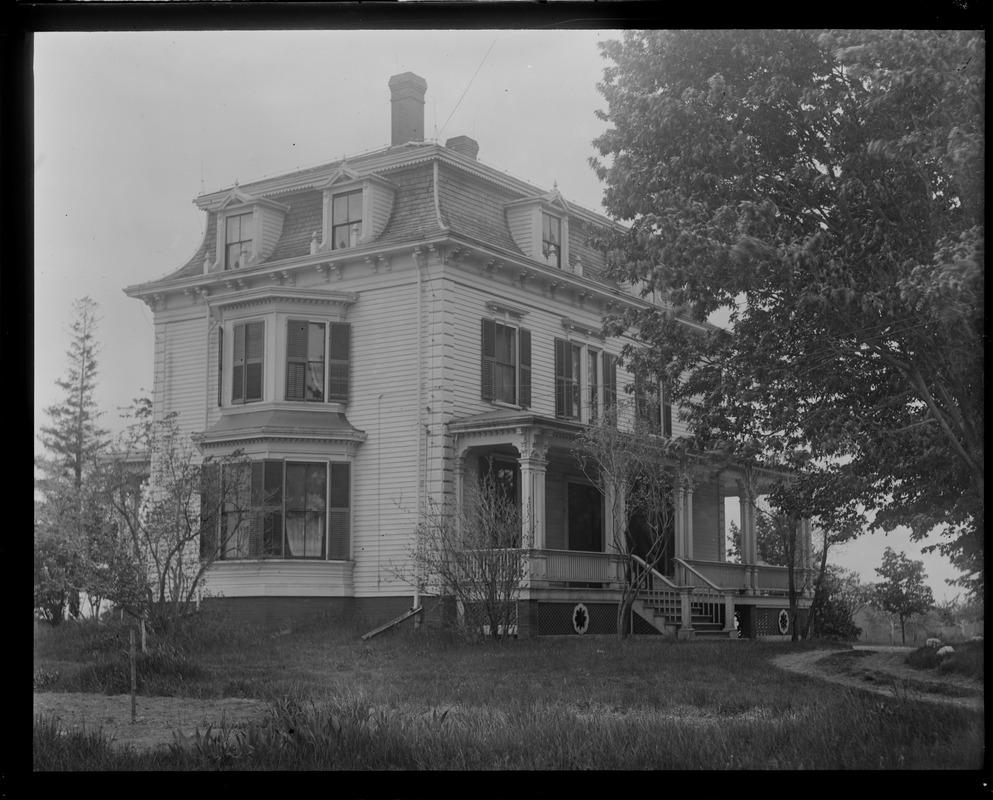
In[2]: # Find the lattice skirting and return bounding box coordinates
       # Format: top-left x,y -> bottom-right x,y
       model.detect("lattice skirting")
753,606 -> 809,637
536,602 -> 618,636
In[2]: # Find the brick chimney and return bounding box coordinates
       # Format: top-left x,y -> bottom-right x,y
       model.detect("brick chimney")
389,72 -> 428,145
445,135 -> 479,160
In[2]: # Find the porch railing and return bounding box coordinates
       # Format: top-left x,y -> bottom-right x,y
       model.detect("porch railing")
630,553 -> 681,620
540,549 -> 616,583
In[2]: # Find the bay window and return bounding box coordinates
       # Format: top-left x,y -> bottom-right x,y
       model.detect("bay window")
203,460 -> 351,561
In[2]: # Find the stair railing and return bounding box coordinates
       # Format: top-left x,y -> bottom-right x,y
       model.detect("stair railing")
673,558 -> 725,627
630,553 -> 681,620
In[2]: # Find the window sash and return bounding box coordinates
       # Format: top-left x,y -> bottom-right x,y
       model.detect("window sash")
331,190 -> 362,250
541,212 -> 561,268
232,321 -> 264,404
481,319 -> 529,407
225,212 -> 253,269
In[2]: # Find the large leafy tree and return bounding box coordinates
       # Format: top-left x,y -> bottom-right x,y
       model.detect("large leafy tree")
591,30 -> 984,599
872,547 -> 935,645
35,296 -> 111,622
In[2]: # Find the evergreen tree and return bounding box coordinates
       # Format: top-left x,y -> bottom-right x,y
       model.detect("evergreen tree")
35,296 -> 109,623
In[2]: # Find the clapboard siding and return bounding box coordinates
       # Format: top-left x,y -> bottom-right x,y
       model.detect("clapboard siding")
155,310 -> 210,440
343,266 -> 422,597
691,481 -> 722,562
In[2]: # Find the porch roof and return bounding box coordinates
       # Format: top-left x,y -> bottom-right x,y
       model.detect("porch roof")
447,408 -> 585,438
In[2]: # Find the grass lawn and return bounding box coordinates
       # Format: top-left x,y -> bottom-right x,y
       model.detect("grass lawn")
33,613 -> 984,771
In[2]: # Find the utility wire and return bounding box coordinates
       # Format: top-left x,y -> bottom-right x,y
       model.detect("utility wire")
437,39 -> 497,141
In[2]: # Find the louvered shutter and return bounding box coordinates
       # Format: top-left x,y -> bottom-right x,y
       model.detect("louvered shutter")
604,353 -> 617,413
199,462 -> 220,559
328,322 -> 350,403
554,338 -> 574,418
662,381 -> 673,438
216,327 -> 223,407
518,328 -> 531,408
328,463 -> 350,560
286,320 -> 308,400
245,321 -> 264,402
480,318 -> 496,400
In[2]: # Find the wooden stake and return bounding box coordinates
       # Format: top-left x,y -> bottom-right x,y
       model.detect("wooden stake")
141,618 -> 147,653
130,628 -> 137,724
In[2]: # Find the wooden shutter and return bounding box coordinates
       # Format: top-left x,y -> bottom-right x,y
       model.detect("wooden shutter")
554,338 -> 574,418
199,462 -> 220,560
328,322 -> 350,403
518,328 -> 531,408
604,353 -> 617,413
245,321 -> 264,402
216,327 -> 223,407
286,320 -> 308,400
662,381 -> 673,438
328,463 -> 350,561
480,318 -> 496,400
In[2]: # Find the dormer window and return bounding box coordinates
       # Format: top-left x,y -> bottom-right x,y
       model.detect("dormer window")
205,189 -> 289,274
541,212 -> 562,268
331,190 -> 363,251
225,212 -> 254,270
318,167 -> 397,254
505,188 -> 573,274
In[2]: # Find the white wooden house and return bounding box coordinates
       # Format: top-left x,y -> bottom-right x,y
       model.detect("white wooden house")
125,73 -> 812,638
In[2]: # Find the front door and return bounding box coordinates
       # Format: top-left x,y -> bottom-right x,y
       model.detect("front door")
567,483 -> 603,552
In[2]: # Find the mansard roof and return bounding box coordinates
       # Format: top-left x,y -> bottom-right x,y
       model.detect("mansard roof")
137,141 -> 620,290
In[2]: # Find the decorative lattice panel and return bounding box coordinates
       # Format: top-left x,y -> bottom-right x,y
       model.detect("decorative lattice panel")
463,601 -> 518,637
536,602 -> 617,636
756,607 -> 792,636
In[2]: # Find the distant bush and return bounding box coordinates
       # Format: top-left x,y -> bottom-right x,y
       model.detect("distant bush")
906,639 -> 983,682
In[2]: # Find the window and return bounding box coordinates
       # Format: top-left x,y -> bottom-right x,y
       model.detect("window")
541,212 -> 561,268
331,190 -> 362,250
232,321 -> 264,404
286,320 -> 350,403
202,460 -> 350,561
480,319 -> 531,407
634,370 -> 672,437
225,212 -> 254,270
554,338 -> 582,419
554,341 -> 618,423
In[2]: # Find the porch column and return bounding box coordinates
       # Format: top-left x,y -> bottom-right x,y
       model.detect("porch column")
684,483 -> 694,561
737,483 -> 758,595
517,430 -> 548,551
673,481 -> 685,560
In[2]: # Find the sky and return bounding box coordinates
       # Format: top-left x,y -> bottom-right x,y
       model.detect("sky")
32,29 -> 966,602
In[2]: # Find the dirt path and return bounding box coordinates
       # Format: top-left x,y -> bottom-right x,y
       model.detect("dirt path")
772,646 -> 984,712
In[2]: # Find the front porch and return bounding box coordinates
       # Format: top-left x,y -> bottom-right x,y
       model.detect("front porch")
448,410 -> 813,639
